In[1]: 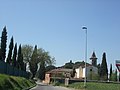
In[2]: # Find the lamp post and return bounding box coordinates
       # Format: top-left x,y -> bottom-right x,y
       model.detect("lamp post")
82,26 -> 87,87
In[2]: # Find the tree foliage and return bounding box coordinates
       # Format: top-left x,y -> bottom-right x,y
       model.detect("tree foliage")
0,48 -> 2,60
109,64 -> 112,81
29,45 -> 38,79
38,60 -> 46,80
17,44 -> 24,70
100,52 -> 108,81
37,48 -> 55,66
12,43 -> 17,67
111,69 -> 117,81
45,65 -> 56,72
114,69 -> 117,81
64,60 -> 74,69
21,44 -> 55,79
37,48 -> 55,80
6,36 -> 14,64
1,26 -> 7,61
21,45 -> 33,63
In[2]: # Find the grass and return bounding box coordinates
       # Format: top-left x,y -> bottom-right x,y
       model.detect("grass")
67,82 -> 120,90
0,74 -> 36,90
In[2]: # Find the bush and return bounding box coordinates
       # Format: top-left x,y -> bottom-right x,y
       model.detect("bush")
54,81 -> 61,86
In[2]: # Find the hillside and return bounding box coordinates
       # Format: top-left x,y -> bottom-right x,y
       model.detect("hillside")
0,74 -> 35,90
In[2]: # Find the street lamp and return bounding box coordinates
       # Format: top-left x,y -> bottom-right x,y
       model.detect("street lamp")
82,26 -> 87,87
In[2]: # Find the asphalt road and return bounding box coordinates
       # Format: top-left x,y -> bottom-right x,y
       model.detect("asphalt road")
30,84 -> 72,90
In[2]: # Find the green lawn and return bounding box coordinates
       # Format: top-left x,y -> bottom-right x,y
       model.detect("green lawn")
0,74 -> 36,90
67,82 -> 120,90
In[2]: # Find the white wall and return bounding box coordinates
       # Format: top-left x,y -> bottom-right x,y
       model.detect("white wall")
76,68 -> 80,78
76,66 -> 98,79
83,68 -> 85,78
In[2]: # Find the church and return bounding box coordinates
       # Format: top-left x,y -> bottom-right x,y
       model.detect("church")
44,52 -> 99,84
75,52 -> 98,80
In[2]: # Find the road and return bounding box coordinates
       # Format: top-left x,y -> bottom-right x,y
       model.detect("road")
30,84 -> 73,90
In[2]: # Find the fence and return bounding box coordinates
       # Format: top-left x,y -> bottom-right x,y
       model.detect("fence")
0,60 -> 29,78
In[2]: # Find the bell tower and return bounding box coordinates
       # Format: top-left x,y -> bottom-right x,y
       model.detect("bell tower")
90,51 -> 97,66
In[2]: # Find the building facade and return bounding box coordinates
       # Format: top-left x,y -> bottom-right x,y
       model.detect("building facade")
75,52 -> 98,80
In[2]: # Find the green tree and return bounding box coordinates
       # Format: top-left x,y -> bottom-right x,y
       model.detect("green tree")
21,44 -> 55,79
21,44 -> 33,63
1,26 -> 7,61
29,45 -> 38,79
21,44 -> 55,66
111,69 -> 117,81
23,63 -> 26,71
21,44 -> 33,71
37,48 -> 55,80
109,64 -> 112,81
100,52 -> 108,81
37,48 -> 55,66
114,69 -> 117,81
6,36 -> 14,64
21,53 -> 24,70
64,60 -> 74,69
38,60 -> 46,80
0,48 -> 2,60
45,65 -> 56,72
17,44 -> 24,70
12,43 -> 17,67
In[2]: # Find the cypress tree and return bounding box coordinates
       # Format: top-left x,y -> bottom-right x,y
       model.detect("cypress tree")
115,69 -> 117,81
12,43 -> 17,67
17,44 -> 24,70
6,36 -> 14,64
0,48 -> 2,60
109,64 -> 112,81
21,53 -> 24,70
100,52 -> 108,80
1,26 -> 7,61
29,45 -> 38,79
38,60 -> 45,80
23,63 -> 26,71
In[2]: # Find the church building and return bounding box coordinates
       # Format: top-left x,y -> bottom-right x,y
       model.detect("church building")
75,51 -> 98,80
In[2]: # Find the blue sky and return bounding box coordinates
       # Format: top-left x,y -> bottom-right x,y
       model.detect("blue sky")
0,0 -> 120,70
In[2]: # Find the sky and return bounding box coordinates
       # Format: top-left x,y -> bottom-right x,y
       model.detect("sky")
0,0 -> 120,70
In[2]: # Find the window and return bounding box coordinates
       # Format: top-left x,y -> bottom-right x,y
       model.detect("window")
90,69 -> 92,72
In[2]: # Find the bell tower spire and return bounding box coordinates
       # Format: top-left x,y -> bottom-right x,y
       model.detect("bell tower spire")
90,51 -> 97,66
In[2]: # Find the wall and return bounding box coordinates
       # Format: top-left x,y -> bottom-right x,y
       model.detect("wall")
0,60 -> 29,78
76,67 -> 83,78
75,66 -> 98,79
